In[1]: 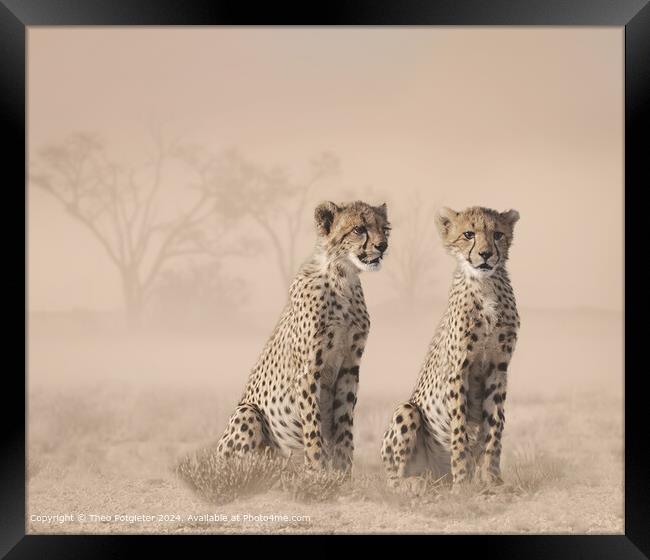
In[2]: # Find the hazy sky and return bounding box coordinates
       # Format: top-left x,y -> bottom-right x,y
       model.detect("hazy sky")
28,27 -> 623,312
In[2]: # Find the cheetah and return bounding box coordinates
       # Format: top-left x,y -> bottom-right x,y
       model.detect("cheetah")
216,200 -> 390,471
381,206 -> 520,490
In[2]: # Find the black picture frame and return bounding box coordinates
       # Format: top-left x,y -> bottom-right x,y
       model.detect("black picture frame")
3,0 -> 647,556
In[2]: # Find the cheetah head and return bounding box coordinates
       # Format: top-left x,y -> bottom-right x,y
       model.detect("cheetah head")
314,200 -> 391,272
435,206 -> 519,277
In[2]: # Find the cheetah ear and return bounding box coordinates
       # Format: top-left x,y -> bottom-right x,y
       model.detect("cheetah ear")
314,201 -> 340,236
375,202 -> 388,219
435,207 -> 458,238
500,209 -> 520,226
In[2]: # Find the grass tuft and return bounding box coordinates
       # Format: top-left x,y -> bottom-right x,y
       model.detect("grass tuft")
506,448 -> 566,495
175,447 -> 287,504
280,463 -> 350,503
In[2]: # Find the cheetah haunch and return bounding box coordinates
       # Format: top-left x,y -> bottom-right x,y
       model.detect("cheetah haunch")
381,206 -> 520,490
217,201 -> 390,471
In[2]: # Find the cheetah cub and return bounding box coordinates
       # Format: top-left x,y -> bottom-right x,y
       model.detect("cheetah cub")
381,206 -> 520,490
216,201 -> 390,471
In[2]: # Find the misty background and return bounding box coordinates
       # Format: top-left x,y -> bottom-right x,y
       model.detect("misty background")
28,27 -> 622,397
26,27 -> 623,534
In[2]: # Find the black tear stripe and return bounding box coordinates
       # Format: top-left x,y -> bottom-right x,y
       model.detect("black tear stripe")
467,236 -> 476,265
361,219 -> 369,250
494,240 -> 501,268
338,230 -> 352,245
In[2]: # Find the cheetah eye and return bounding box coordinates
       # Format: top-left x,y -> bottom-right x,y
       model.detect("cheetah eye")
463,231 -> 475,240
494,231 -> 504,240
383,226 -> 392,234
353,226 -> 367,235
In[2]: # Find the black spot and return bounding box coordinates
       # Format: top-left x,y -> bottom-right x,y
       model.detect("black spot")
498,362 -> 508,371
346,392 -> 355,403
396,415 -> 403,424
400,425 -> 408,434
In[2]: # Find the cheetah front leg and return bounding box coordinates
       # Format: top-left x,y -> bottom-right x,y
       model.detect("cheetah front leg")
330,365 -> 359,471
477,360 -> 509,485
297,346 -> 329,469
447,359 -> 473,489
381,402 -> 422,485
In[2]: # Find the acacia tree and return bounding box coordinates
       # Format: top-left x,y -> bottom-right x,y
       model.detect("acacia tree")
385,190 -> 440,303
30,131 -> 247,328
207,149 -> 341,289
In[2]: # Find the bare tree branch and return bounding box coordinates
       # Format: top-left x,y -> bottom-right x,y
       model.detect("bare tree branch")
30,130 -> 247,328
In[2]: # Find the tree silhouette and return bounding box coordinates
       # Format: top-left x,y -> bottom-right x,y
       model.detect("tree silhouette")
207,149 -> 341,289
385,190 -> 440,303
30,131 -> 248,328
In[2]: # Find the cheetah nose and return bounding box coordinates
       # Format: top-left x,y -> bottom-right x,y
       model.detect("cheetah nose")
479,250 -> 493,260
375,241 -> 388,253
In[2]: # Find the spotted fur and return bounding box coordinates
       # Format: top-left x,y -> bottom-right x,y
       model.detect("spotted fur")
381,206 -> 520,489
217,201 -> 390,471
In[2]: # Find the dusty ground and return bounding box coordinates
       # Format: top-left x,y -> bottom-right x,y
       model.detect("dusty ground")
27,386 -> 623,535
27,307 -> 623,534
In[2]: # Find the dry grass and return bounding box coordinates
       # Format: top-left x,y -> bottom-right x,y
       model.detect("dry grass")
506,448 -> 566,496
176,444 -> 351,504
175,447 -> 287,504
280,463 -> 350,503
27,380 -> 623,534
